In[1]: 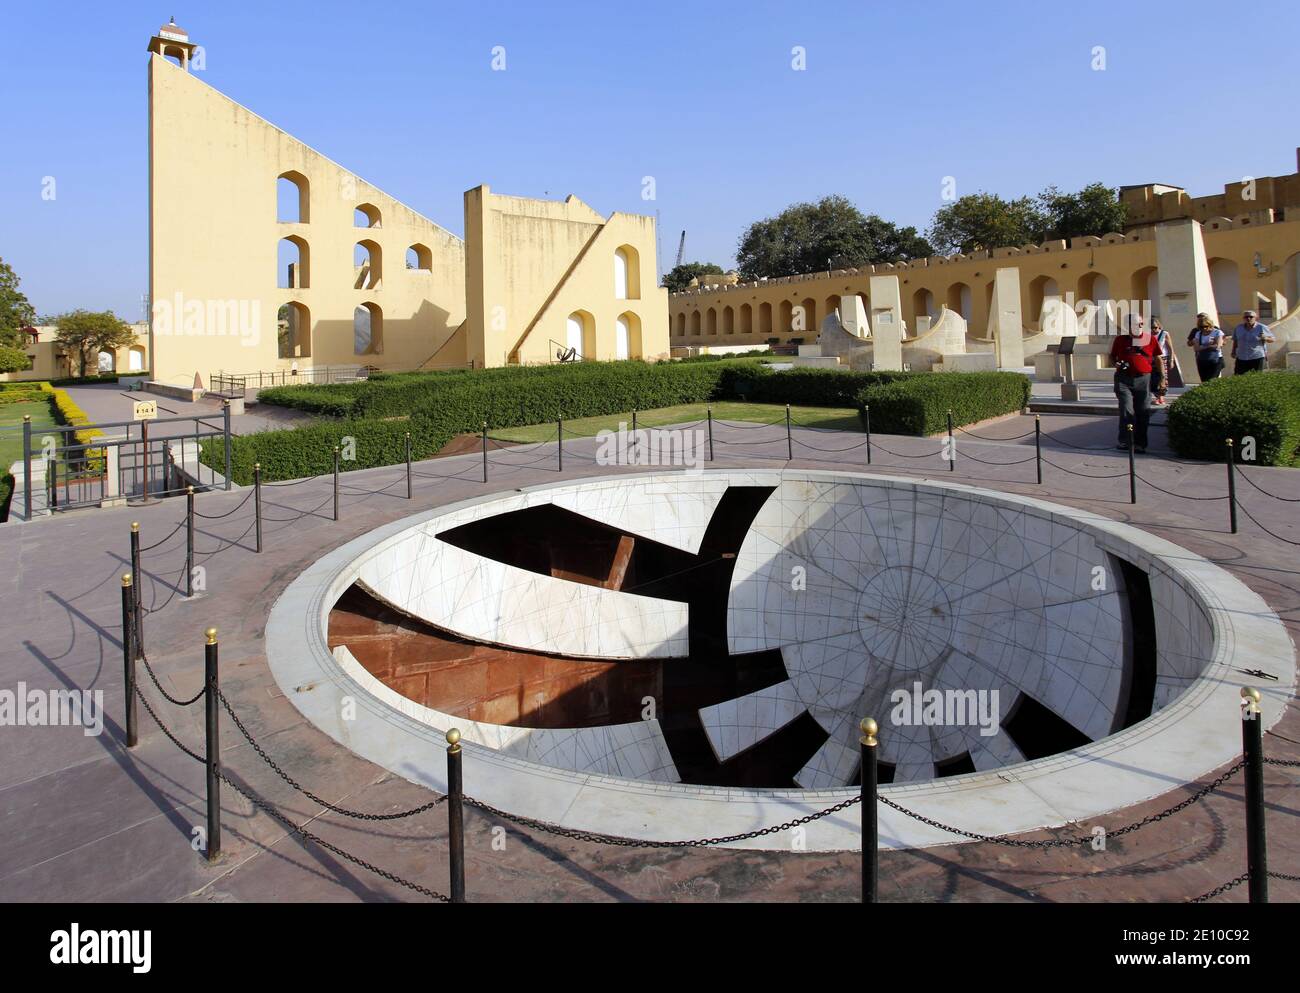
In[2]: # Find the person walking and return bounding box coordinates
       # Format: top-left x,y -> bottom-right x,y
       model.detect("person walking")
1187,313 -> 1224,382
1151,319 -> 1182,404
1230,310 -> 1276,375
1110,313 -> 1163,453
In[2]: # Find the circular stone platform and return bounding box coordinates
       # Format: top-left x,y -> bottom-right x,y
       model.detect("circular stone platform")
265,469 -> 1294,851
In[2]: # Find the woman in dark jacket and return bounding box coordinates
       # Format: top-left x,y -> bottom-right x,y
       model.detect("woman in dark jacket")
1186,312 -> 1224,383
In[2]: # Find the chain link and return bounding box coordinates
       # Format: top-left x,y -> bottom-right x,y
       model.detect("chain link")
138,651 -> 206,707
1190,873 -> 1249,903
215,688 -> 446,820
879,760 -> 1244,849
463,792 -> 860,848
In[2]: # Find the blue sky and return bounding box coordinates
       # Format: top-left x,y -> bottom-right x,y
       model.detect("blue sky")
3,0 -> 1298,318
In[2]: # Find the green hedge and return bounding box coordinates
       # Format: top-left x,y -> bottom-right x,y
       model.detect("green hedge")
1166,371 -> 1300,466
857,372 -> 1032,435
726,366 -> 918,407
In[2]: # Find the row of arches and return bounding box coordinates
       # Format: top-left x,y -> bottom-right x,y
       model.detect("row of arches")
95,346 -> 148,373
564,310 -> 643,360
276,301 -> 385,359
674,254 -> 1300,339
276,238 -> 434,290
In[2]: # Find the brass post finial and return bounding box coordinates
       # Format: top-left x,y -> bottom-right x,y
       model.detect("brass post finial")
1226,438 -> 1234,447
254,462 -> 260,471
860,717 -> 878,747
131,521 -> 140,532
1241,686 -> 1261,714
186,484 -> 194,494
446,728 -> 462,752
22,414 -> 30,422
121,573 -> 133,587
205,627 -> 218,645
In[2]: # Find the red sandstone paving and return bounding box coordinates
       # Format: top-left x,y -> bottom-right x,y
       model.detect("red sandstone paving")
1,413 -> 1297,903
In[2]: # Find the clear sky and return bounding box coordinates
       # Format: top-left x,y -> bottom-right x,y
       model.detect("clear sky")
3,0 -> 1299,319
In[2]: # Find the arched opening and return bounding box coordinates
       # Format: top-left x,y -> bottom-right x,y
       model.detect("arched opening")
97,350 -> 115,374
722,305 -> 735,334
277,236 -> 310,289
689,310 -> 701,335
614,246 -> 641,300
353,303 -> 382,355
355,204 -> 382,228
706,308 -> 718,334
1129,266 -> 1159,322
354,240 -> 382,290
739,303 -> 753,334
946,282 -> 972,322
566,311 -> 595,358
1078,272 -> 1114,335
674,312 -> 686,335
1209,258 -> 1241,316
128,346 -> 146,372
1027,275 -> 1061,328
277,171 -> 309,223
758,302 -> 773,333
796,298 -> 816,336
912,288 -> 938,323
778,300 -> 794,333
279,301 -> 312,358
616,312 -> 642,360
407,244 -> 432,271
1284,252 -> 1300,313
825,294 -> 842,323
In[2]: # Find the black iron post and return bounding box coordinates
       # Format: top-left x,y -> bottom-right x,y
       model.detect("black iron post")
22,414 -> 32,521
861,717 -> 878,904
557,417 -> 563,471
222,400 -> 233,490
121,575 -> 137,748
130,522 -> 144,658
707,407 -> 714,462
1127,424 -> 1137,504
446,728 -> 466,903
481,423 -> 488,483
1241,687 -> 1268,903
253,463 -> 263,553
632,408 -> 638,459
405,432 -> 413,499
205,627 -> 222,861
141,419 -> 152,502
864,404 -> 872,466
947,409 -> 955,472
186,486 -> 195,597
332,447 -> 340,521
1034,415 -> 1042,484
785,404 -> 793,461
1225,439 -> 1238,535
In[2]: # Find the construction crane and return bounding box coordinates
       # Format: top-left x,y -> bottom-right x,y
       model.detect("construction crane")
675,230 -> 686,268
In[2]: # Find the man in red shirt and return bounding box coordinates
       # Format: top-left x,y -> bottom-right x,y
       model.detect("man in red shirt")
1109,314 -> 1164,453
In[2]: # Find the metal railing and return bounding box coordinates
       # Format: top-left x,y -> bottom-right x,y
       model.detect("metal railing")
16,408 -> 232,517
208,365 -> 372,392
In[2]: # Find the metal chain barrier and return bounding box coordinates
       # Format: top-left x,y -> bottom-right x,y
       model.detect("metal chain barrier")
139,518 -> 187,552
138,650 -> 206,707
1040,456 -> 1130,479
956,425 -> 1037,442
1236,465 -> 1300,502
215,687 -> 447,820
1190,873 -> 1250,903
879,759 -> 1245,849
1237,501 -> 1300,546
191,490 -> 254,520
463,792 -> 861,848
1134,473 -> 1227,501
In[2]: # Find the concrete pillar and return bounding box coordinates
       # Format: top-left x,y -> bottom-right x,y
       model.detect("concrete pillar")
868,275 -> 904,370
1155,219 -> 1217,383
987,266 -> 1025,369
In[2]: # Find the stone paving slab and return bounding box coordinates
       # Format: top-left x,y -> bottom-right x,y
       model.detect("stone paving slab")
1,416 -> 1296,902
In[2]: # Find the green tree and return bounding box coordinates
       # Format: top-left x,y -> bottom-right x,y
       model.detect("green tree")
735,196 -> 933,281
926,192 -> 1048,255
661,261 -> 724,293
1037,183 -> 1127,241
0,344 -> 31,374
0,258 -> 37,348
52,310 -> 136,377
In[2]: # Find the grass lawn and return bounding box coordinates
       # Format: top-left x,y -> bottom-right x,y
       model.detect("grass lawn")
488,401 -> 864,443
0,399 -> 59,469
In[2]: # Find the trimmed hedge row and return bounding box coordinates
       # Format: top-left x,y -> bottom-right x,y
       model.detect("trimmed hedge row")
1167,371 -> 1300,466
723,365 -> 918,407
857,372 -> 1032,435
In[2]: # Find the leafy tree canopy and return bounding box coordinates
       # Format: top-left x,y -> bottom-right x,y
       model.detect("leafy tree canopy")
52,309 -> 135,377
0,344 -> 31,374
926,184 -> 1126,255
662,261 -> 724,294
0,257 -> 37,348
736,195 -> 933,281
